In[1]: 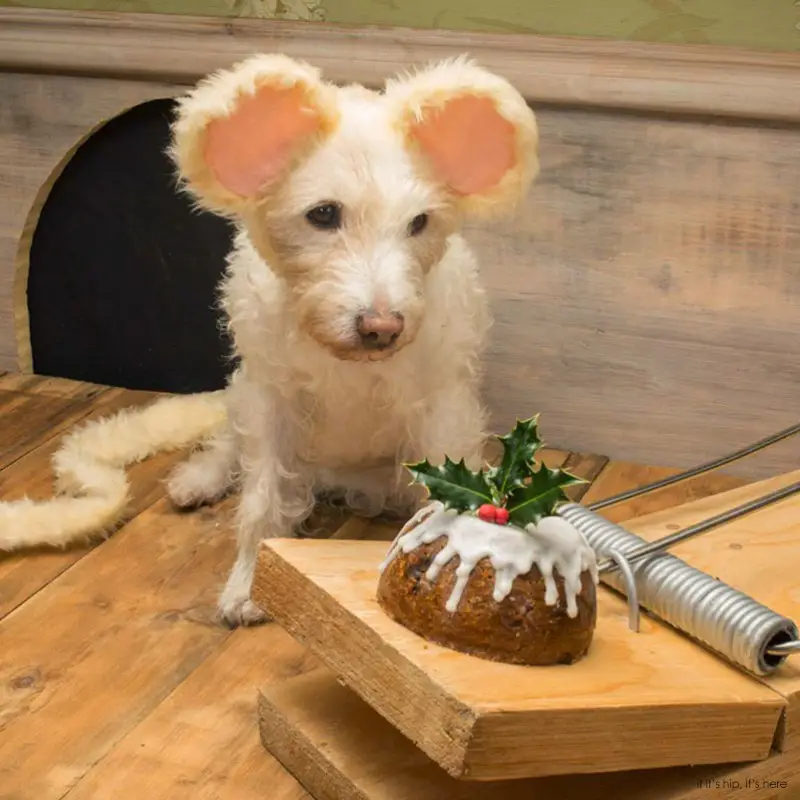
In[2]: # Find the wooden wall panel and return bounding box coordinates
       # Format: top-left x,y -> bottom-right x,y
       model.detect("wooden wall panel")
3,9 -> 800,123
0,13 -> 797,475
467,108 -> 800,475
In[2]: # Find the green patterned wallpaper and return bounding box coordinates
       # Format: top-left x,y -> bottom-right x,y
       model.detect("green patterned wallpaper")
2,0 -> 799,51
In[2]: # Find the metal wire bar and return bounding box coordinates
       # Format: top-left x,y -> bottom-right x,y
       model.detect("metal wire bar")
596,480 -> 800,574
770,641 -> 800,654
606,548 -> 640,632
588,422 -> 800,512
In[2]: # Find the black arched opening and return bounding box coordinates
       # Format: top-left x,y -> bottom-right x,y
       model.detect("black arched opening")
25,98 -> 236,394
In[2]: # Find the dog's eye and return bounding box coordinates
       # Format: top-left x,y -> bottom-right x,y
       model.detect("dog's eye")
408,213 -> 428,236
306,203 -> 342,230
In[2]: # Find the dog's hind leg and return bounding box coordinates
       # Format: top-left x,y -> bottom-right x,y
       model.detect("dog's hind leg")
166,424 -> 239,509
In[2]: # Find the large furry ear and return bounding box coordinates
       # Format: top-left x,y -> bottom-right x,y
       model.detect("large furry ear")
170,54 -> 339,215
385,57 -> 538,217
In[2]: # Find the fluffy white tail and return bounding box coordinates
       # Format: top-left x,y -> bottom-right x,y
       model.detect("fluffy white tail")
0,391 -> 227,551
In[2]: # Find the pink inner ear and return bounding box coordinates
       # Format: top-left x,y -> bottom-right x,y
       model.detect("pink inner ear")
204,84 -> 322,197
409,95 -> 517,196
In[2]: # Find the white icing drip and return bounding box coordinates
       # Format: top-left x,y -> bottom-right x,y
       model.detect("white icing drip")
379,501 -> 599,617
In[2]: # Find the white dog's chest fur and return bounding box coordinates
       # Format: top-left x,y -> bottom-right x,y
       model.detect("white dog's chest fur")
298,370 -> 418,467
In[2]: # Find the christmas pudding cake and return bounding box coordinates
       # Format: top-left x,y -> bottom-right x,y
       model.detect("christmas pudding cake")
377,417 -> 599,666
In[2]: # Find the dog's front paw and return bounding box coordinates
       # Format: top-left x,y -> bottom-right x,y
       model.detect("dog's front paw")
218,595 -> 270,629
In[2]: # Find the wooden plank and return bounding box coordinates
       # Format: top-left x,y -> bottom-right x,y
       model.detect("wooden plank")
474,100 -> 800,479
268,464 -> 797,799
0,373 -> 108,400
0,494 -> 238,800
259,668 -> 800,800
0,389 -> 112,471
62,626 -> 317,800
561,451 -> 609,502
2,8 -> 800,123
251,537 -> 784,781
617,470 -> 800,752
0,388 -> 189,619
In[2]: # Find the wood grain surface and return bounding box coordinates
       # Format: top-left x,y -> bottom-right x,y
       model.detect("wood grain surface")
471,102 -> 800,477
0,496 -> 239,799
0,382 -> 186,619
259,668 -> 800,800
0,375 -> 319,800
251,536 -> 784,780
63,627 -> 318,800
620,471 -> 800,753
1,63 -> 797,476
0,374 -> 777,797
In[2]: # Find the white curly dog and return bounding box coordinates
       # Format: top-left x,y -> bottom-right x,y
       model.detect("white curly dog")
0,54 -> 539,628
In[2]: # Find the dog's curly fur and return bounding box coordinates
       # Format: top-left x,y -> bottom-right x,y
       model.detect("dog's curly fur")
0,54 -> 538,629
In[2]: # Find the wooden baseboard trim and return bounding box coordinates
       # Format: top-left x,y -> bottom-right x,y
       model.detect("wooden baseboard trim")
1,8 -> 799,122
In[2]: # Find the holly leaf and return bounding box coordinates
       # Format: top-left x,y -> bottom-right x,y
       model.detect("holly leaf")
405,456 -> 495,513
505,463 -> 586,527
487,416 -> 543,498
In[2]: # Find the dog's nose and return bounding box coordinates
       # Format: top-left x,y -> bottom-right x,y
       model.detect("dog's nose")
356,310 -> 404,349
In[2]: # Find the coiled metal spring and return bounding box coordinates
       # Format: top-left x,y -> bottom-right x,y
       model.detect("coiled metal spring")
556,422 -> 800,677
559,502 -> 798,676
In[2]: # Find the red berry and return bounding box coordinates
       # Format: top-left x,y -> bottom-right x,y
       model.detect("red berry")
495,507 -> 510,525
477,504 -> 497,523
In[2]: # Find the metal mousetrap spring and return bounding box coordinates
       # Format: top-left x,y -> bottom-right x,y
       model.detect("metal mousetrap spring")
556,423 -> 800,677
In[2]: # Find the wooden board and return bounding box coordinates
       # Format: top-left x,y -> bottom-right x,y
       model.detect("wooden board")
474,103 -> 800,479
258,668 -> 800,800
0,386 -> 106,470
257,471 -> 800,797
0,494 -> 238,799
3,8 -> 800,123
63,626 -> 318,800
0,373 -> 780,797
0,13 -> 798,478
0,384 -> 186,619
0,375 -> 322,799
251,538 -> 785,781
615,470 -> 800,752
1,65 -> 797,479
0,373 -> 108,398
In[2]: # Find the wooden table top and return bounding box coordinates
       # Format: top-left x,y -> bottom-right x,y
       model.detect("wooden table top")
0,372 -> 748,800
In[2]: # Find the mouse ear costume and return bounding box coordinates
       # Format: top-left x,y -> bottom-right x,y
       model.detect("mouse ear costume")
385,55 -> 539,218
169,54 -> 340,216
